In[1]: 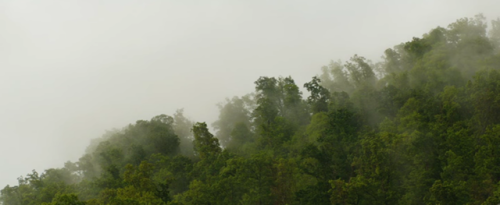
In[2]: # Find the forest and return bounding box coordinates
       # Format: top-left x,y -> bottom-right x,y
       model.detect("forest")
2,15 -> 500,205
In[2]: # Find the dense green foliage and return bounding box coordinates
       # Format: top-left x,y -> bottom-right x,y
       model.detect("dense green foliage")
3,15 -> 500,204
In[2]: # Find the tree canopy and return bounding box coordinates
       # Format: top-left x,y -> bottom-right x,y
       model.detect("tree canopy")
3,15 -> 500,205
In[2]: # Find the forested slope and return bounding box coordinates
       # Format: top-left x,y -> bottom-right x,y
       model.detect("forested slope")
2,15 -> 500,205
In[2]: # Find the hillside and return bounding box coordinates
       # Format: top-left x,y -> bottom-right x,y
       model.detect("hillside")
2,15 -> 500,205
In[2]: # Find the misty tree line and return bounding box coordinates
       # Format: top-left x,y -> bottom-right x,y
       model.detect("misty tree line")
2,14 -> 500,205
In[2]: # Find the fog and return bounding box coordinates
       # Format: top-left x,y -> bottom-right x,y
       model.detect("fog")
0,0 -> 498,188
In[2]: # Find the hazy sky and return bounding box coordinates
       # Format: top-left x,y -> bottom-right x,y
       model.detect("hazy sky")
1,0 -> 499,188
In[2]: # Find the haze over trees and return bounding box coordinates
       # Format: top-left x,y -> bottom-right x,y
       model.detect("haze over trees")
2,14 -> 500,204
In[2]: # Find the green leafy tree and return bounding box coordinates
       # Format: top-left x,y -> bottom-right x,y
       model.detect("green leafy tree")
304,76 -> 330,113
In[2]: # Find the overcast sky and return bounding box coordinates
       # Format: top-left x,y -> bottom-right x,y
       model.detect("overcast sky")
0,0 -> 499,188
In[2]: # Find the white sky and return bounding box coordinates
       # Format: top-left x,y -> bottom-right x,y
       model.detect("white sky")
0,0 -> 499,188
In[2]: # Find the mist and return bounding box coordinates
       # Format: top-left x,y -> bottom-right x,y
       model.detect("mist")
1,0 -> 499,191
